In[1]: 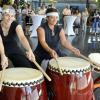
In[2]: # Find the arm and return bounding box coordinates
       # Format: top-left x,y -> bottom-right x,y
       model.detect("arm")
16,25 -> 35,61
59,29 -> 80,56
0,35 -> 8,68
37,27 -> 58,58
0,35 -> 5,57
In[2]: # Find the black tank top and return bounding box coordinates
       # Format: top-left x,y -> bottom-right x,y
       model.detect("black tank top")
34,22 -> 62,58
0,21 -> 24,56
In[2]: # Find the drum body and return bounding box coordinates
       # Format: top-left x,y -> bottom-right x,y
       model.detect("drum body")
0,68 -> 48,100
47,57 -> 93,100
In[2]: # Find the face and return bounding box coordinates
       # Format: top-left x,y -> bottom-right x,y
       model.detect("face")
3,13 -> 15,23
47,16 -> 58,25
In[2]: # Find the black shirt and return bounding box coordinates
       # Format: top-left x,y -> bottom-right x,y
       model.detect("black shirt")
34,22 -> 65,64
0,21 -> 24,56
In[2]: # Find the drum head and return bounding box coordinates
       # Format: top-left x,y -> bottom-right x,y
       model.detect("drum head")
0,68 -> 43,87
89,53 -> 100,70
89,53 -> 100,64
49,57 -> 90,74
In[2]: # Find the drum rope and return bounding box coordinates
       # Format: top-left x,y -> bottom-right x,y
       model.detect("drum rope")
55,58 -> 63,75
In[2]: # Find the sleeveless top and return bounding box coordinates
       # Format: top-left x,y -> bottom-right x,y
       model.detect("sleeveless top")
0,21 -> 24,56
34,22 -> 63,60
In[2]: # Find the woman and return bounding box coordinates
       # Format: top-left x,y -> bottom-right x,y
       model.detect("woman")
25,4 -> 35,25
0,5 -> 35,69
34,8 -> 80,65
92,9 -> 100,34
62,5 -> 71,29
74,9 -> 81,35
24,4 -> 35,35
82,8 -> 89,34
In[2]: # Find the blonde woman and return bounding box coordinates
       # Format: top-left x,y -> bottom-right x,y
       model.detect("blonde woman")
0,6 -> 35,68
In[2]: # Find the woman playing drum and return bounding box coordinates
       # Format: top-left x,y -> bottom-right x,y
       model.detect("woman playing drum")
0,5 -> 35,69
34,8 -> 80,65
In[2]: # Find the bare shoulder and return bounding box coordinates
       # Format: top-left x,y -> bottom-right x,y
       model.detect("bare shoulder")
37,26 -> 45,33
16,24 -> 22,28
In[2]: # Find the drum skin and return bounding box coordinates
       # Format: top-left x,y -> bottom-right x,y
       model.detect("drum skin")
0,81 -> 48,100
46,68 -> 93,100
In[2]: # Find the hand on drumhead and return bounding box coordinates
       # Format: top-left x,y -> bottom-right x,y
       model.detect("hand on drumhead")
50,49 -> 58,58
72,47 -> 80,56
1,55 -> 8,69
26,50 -> 36,61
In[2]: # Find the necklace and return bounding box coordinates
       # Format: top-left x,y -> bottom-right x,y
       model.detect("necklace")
52,31 -> 55,36
48,25 -> 55,36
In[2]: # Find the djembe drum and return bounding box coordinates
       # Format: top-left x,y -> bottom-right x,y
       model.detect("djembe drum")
47,57 -> 93,100
0,68 -> 48,100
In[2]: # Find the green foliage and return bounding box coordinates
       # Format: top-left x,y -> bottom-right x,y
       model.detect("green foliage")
19,0 -> 25,8
97,0 -> 100,9
0,0 -> 12,5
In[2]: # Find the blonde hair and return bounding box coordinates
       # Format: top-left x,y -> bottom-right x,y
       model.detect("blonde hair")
2,5 -> 16,15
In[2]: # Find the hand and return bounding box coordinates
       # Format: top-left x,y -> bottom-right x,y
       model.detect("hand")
26,50 -> 35,61
72,48 -> 80,56
1,55 -> 8,69
49,49 -> 58,59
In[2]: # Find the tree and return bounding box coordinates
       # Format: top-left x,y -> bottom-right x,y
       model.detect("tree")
97,0 -> 100,9
19,0 -> 25,8
0,0 -> 13,5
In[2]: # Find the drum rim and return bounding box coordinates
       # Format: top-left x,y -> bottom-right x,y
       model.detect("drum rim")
48,65 -> 91,74
3,77 -> 44,87
1,68 -> 44,87
48,57 -> 91,74
89,53 -> 100,70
